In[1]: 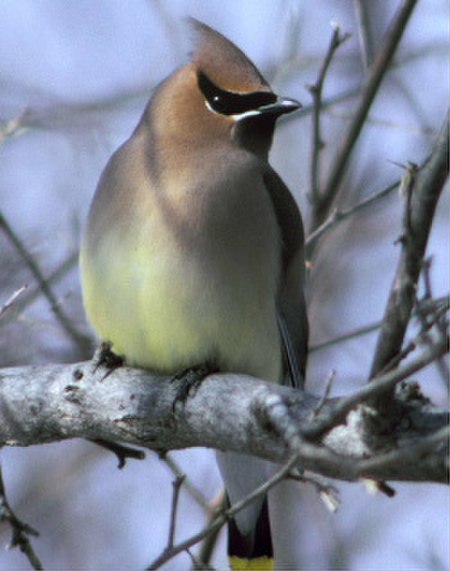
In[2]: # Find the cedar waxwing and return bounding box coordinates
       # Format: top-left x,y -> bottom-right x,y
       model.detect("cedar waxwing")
80,18 -> 308,571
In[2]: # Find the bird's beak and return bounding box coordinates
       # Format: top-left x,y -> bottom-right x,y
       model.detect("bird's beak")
258,96 -> 302,116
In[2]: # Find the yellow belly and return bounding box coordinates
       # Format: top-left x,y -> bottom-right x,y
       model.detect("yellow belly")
80,233 -> 282,383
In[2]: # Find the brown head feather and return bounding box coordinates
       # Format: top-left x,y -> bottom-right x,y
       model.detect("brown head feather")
187,18 -> 271,93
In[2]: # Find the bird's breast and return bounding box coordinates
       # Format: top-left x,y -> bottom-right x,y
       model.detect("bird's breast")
81,162 -> 283,381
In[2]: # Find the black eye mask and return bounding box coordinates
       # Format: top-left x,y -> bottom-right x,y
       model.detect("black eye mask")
197,71 -> 276,116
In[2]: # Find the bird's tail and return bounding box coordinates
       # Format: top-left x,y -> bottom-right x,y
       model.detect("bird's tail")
228,495 -> 273,570
216,451 -> 275,571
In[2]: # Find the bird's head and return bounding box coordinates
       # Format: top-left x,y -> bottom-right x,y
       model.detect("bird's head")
144,19 -> 300,160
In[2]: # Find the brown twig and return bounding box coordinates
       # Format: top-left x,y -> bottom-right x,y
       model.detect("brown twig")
288,470 -> 340,512
0,250 -> 79,329
353,0 -> 375,69
302,334 -> 448,441
0,463 -> 43,570
415,261 -> 450,387
369,115 -> 449,383
306,24 -> 351,207
162,454 -> 211,511
89,439 -> 145,468
310,320 -> 381,353
195,492 -> 226,570
0,211 -> 91,355
317,0 -> 419,226
167,474 -> 185,549
356,426 -> 449,479
310,370 -> 336,416
305,179 -> 398,257
146,454 -> 300,570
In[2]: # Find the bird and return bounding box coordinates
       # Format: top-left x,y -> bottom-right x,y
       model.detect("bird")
80,18 -> 308,571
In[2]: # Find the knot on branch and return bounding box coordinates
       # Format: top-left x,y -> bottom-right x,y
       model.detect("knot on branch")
360,380 -> 449,452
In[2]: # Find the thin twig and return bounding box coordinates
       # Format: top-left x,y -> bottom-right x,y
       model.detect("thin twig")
305,179 -> 398,256
310,321 -> 381,353
370,115 -> 449,382
292,85 -> 362,123
162,452 -> 222,569
357,426 -> 449,478
318,0 -> 419,225
162,454 -> 211,511
288,470 -> 340,512
310,370 -> 336,417
0,285 -> 28,320
89,439 -> 145,468
302,335 -> 448,441
0,250 -> 78,329
167,474 -> 185,549
415,295 -> 450,317
353,0 -> 375,69
306,24 -> 351,206
187,547 -> 215,570
0,211 -> 91,354
416,262 -> 450,386
195,492 -> 226,570
372,332 -> 422,377
0,463 -> 43,570
147,454 -> 300,570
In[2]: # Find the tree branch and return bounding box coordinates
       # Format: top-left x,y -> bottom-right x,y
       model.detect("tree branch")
306,24 -> 350,207
318,0 -> 418,224
0,211 -> 91,356
0,343 -> 447,485
0,250 -> 79,330
370,113 -> 449,380
0,463 -> 43,570
305,179 -> 399,257
353,0 -> 375,70
147,453 -> 302,570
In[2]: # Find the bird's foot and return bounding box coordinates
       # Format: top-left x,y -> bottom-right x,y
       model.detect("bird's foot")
93,341 -> 124,379
171,362 -> 218,410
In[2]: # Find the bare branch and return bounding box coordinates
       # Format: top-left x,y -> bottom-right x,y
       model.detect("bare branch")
305,179 -> 398,257
415,272 -> 450,387
147,454 -> 301,570
195,491 -> 226,569
304,334 -> 448,441
167,473 -> 185,550
310,321 -> 380,353
0,340 -> 447,485
162,454 -> 211,511
370,114 -> 449,381
0,250 -> 78,329
353,0 -> 375,69
0,285 -> 28,320
306,24 -> 351,207
0,463 -> 43,570
0,212 -> 91,355
318,0 -> 419,223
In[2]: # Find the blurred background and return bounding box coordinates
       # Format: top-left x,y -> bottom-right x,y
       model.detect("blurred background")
0,1 -> 448,569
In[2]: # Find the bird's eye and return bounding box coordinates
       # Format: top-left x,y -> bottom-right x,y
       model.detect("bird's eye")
197,72 -> 276,116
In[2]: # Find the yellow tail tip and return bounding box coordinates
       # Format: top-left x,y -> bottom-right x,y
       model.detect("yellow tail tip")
229,555 -> 274,570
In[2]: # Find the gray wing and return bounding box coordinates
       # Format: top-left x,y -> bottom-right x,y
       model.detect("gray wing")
263,169 -> 309,388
